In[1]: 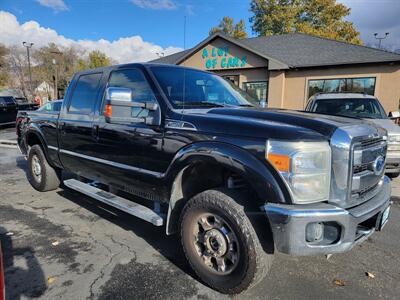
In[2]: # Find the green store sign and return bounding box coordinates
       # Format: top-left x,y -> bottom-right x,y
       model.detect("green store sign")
202,46 -> 247,69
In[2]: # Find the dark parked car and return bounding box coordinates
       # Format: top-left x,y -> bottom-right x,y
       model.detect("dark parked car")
14,97 -> 39,111
17,64 -> 391,294
0,96 -> 17,125
0,96 -> 38,126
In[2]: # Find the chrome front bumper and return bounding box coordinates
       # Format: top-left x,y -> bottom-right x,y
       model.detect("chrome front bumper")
264,176 -> 391,256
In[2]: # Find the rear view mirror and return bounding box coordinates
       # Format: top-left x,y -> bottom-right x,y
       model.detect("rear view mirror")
388,111 -> 400,119
104,87 -> 159,125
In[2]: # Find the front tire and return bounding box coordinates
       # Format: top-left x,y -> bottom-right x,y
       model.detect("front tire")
180,188 -> 273,294
27,144 -> 60,192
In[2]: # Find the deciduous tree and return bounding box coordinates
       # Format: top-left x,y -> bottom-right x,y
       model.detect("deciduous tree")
250,0 -> 362,45
87,50 -> 111,69
7,46 -> 29,98
210,16 -> 248,39
0,44 -> 10,87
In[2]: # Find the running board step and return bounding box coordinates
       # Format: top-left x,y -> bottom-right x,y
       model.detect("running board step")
63,179 -> 164,226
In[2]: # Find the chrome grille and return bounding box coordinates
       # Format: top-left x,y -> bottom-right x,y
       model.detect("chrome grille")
350,137 -> 387,206
329,125 -> 387,209
353,163 -> 368,174
354,182 -> 379,197
359,137 -> 382,148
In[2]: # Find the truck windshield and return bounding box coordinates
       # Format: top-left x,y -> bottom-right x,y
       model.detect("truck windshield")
150,66 -> 258,108
310,98 -> 388,119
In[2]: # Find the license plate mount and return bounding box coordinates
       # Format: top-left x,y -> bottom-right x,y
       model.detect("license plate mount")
377,206 -> 390,231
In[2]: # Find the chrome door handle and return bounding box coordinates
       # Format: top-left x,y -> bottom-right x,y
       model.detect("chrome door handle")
92,124 -> 99,140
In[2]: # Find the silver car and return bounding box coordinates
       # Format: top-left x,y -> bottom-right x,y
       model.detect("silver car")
306,93 -> 400,178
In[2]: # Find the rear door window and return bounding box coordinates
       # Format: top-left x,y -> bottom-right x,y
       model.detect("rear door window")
68,73 -> 102,114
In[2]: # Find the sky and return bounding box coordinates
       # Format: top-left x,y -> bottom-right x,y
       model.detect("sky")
0,0 -> 399,63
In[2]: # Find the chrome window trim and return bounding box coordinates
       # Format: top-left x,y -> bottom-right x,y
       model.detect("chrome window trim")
59,149 -> 163,178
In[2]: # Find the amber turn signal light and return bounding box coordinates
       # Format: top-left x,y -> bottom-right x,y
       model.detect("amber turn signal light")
104,104 -> 112,118
267,153 -> 290,172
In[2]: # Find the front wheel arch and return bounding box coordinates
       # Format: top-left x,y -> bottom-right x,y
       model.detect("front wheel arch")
165,143 -> 289,235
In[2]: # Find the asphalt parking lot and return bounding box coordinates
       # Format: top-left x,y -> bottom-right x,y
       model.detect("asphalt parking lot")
1,126 -> 400,300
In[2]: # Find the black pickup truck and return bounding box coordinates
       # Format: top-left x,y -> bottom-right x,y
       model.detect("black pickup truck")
17,63 -> 391,294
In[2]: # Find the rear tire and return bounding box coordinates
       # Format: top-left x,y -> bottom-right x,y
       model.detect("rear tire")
27,144 -> 60,192
180,188 -> 273,294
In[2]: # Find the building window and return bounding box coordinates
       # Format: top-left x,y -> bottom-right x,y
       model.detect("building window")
243,81 -> 268,103
308,77 -> 376,97
222,75 -> 240,87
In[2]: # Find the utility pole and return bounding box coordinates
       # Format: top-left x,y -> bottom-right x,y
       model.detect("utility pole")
374,32 -> 389,49
22,42 -> 34,100
51,50 -> 62,100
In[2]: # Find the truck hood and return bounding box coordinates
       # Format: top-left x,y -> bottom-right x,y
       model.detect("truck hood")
367,118 -> 400,135
180,107 -> 374,141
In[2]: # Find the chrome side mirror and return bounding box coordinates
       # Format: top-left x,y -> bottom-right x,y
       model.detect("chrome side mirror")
104,87 -> 159,125
105,87 -> 132,102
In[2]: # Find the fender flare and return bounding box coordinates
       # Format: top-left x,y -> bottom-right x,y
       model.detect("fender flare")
24,125 -> 50,160
164,141 -> 290,235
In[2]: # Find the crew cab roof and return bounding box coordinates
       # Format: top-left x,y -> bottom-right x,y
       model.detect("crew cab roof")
73,63 -> 208,76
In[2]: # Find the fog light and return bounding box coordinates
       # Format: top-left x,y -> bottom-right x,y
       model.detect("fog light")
306,222 -> 324,242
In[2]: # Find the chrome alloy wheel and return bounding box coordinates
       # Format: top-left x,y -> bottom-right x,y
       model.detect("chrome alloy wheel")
31,154 -> 42,182
193,213 -> 239,274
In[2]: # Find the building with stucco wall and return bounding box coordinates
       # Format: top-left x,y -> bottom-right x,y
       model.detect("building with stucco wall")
151,33 -> 400,114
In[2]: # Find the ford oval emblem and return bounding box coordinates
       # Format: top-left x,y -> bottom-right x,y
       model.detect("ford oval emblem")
373,156 -> 385,175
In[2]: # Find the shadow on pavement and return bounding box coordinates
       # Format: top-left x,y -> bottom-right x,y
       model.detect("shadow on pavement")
15,156 -> 27,172
56,188 -> 197,280
0,227 -> 47,300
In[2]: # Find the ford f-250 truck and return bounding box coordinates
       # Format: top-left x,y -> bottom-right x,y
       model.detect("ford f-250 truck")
17,63 -> 392,294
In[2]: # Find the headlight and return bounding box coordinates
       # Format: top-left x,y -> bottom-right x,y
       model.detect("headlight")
266,140 -> 331,204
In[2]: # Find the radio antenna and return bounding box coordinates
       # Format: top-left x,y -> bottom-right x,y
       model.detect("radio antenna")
184,15 -> 187,51
182,15 -> 187,114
